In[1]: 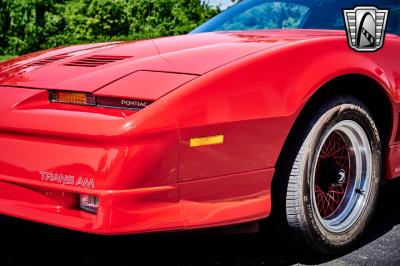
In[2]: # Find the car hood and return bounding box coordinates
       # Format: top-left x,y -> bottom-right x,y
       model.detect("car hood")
0,30 -> 344,93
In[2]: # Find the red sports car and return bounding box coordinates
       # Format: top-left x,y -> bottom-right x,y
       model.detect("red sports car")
0,0 -> 399,254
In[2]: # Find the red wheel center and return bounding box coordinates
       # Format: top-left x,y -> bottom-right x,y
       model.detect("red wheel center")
314,132 -> 350,218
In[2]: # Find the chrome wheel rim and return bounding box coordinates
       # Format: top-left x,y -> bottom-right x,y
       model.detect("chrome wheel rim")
310,120 -> 372,233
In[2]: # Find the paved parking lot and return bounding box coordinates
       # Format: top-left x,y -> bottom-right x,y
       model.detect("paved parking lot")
2,179 -> 400,265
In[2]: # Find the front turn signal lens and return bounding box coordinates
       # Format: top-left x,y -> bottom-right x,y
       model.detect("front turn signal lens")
49,90 -> 96,105
49,90 -> 152,110
80,194 -> 99,214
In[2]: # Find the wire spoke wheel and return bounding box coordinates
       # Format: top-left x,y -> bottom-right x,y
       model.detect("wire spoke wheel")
311,120 -> 372,233
282,98 -> 381,254
314,131 -> 350,218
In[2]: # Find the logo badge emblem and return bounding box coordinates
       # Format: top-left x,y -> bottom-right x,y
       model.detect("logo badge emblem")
343,6 -> 389,52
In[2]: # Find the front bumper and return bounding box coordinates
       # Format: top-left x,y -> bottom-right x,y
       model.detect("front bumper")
0,173 -> 183,234
0,167 -> 273,234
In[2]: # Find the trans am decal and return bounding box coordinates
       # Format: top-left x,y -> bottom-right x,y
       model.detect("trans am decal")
39,170 -> 95,189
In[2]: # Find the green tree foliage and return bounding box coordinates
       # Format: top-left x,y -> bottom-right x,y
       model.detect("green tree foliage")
0,0 -> 219,55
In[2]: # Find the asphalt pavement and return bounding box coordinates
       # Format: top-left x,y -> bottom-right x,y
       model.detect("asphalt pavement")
2,179 -> 400,265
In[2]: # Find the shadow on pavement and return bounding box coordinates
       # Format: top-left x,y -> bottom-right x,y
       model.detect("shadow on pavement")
1,179 -> 400,265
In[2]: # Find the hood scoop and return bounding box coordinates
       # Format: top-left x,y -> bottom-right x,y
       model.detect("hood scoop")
64,55 -> 132,67
26,54 -> 71,67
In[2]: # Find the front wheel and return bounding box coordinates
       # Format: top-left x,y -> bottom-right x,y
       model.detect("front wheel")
283,97 -> 381,254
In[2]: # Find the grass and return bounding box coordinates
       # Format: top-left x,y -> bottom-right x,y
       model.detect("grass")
0,55 -> 16,61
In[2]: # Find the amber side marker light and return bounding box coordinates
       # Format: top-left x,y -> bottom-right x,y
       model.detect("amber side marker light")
190,135 -> 224,147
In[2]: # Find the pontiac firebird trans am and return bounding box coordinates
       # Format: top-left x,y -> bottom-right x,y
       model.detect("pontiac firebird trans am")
0,0 -> 400,254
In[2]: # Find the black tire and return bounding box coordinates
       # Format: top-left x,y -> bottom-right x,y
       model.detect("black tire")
277,96 -> 381,254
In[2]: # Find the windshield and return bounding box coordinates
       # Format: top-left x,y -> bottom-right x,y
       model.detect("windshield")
192,0 -> 400,34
